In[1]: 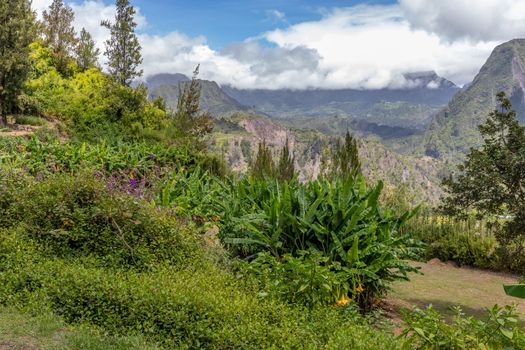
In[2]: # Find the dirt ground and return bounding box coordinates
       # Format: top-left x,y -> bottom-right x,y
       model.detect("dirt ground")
387,259 -> 524,319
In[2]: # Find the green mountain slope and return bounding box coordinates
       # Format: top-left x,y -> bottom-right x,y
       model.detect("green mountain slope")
147,75 -> 249,116
422,39 -> 525,159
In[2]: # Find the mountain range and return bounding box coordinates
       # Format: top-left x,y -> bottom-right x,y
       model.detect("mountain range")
144,39 -> 525,203
146,70 -> 459,139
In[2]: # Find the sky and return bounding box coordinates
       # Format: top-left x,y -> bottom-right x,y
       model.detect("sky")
32,0 -> 525,90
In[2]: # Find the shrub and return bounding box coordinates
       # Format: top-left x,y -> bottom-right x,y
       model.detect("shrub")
2,171 -> 200,267
0,247 -> 399,350
219,176 -> 421,310
401,305 -> 525,349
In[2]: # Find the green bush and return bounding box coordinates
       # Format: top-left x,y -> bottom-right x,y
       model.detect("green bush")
406,213 -> 508,271
15,115 -> 47,126
219,176 -> 421,310
1,171 -> 199,267
401,305 -> 525,349
239,251 -> 351,305
0,246 -> 398,349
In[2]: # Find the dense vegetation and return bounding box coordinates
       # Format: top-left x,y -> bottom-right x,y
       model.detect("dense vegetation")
0,1 -> 524,349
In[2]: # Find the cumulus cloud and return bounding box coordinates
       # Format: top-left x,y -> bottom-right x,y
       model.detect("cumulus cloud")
31,0 -> 525,89
400,0 -> 525,42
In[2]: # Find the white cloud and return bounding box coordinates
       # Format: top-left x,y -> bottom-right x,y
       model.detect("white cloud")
400,0 -> 525,42
31,0 -> 525,89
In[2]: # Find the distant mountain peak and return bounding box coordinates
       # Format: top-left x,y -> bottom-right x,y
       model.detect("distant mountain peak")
402,71 -> 458,89
422,38 -> 525,159
145,73 -> 190,90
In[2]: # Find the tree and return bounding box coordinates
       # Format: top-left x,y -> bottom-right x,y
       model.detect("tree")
276,138 -> 296,181
75,28 -> 100,71
41,0 -> 77,76
101,0 -> 142,86
171,65 -> 213,148
0,0 -> 35,125
443,92 -> 525,265
251,140 -> 275,178
328,130 -> 361,179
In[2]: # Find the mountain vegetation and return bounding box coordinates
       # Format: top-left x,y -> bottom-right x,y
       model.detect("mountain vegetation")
422,39 -> 525,160
1,1 -> 525,348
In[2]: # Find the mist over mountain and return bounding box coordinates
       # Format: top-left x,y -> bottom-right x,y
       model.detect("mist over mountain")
146,70 -> 459,140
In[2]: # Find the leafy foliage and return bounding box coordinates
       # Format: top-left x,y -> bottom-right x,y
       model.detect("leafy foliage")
0,0 -> 35,123
219,176 -> 420,310
75,28 -> 100,72
401,305 -> 525,349
41,0 -> 77,76
443,92 -> 525,271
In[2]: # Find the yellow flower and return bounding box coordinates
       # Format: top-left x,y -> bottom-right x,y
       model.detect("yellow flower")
355,284 -> 364,294
335,296 -> 352,306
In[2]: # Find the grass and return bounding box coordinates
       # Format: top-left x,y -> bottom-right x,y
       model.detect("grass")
15,115 -> 47,126
0,307 -> 158,350
389,260 -> 524,319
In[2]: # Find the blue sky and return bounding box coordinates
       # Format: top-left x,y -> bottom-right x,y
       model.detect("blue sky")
132,0 -> 395,49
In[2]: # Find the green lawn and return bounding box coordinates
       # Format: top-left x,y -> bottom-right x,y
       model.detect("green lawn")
389,260 -> 524,319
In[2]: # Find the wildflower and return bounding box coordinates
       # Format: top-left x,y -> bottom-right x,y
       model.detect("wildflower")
336,296 -> 352,306
355,284 -> 364,294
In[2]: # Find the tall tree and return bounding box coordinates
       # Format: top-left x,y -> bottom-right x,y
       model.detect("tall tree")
276,138 -> 296,181
75,28 -> 100,71
173,65 -> 213,147
251,140 -> 275,179
443,92 -> 525,266
329,130 -> 361,179
101,0 -> 143,86
41,0 -> 77,76
0,0 -> 35,125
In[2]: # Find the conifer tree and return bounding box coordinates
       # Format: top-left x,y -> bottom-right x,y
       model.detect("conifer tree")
101,0 -> 143,86
0,0 -> 35,125
41,0 -> 77,76
251,140 -> 275,178
75,28 -> 100,71
329,130 -> 361,179
173,65 -> 214,147
277,138 -> 296,181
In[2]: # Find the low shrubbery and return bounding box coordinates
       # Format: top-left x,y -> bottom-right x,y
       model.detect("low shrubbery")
0,170 -> 200,267
401,305 -> 525,349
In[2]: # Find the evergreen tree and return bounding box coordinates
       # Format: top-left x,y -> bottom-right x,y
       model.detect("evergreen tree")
0,0 -> 35,125
329,130 -> 361,179
75,28 -> 100,71
173,65 -> 213,148
251,140 -> 275,178
41,0 -> 77,76
101,0 -> 143,86
443,92 -> 525,265
277,138 -> 296,181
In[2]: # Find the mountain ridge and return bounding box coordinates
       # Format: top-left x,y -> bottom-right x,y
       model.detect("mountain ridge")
422,38 -> 525,159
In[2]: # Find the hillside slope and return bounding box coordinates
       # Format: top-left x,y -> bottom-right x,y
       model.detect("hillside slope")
422,39 -> 525,159
212,112 -> 444,203
146,74 -> 249,116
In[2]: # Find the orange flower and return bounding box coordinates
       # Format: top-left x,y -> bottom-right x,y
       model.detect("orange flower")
336,296 -> 352,306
